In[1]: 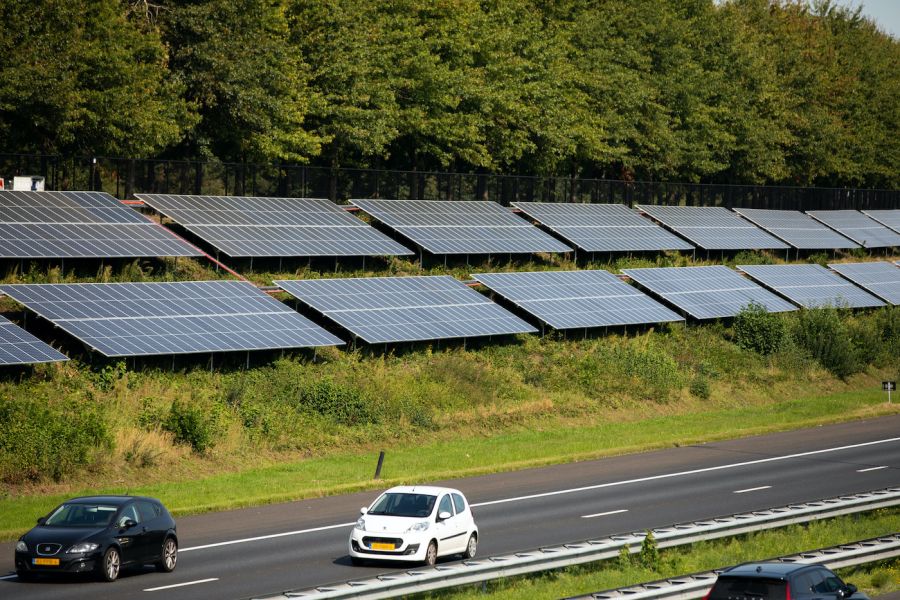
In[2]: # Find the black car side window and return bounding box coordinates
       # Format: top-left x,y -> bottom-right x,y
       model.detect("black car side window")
806,570 -> 827,593
137,501 -> 160,522
118,504 -> 142,527
815,570 -> 843,594
794,573 -> 815,594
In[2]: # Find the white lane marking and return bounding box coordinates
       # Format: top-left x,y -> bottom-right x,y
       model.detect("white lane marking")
181,522 -> 354,552
180,435 -> 900,552
0,574 -> 18,580
582,509 -> 629,519
857,466 -> 888,472
734,486 -> 772,494
143,578 -> 219,592
473,436 -> 900,508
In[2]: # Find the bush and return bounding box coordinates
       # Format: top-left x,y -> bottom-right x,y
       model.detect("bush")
0,396 -> 112,483
733,302 -> 787,355
298,379 -> 377,426
163,400 -> 218,453
690,374 -> 711,399
791,307 -> 860,379
639,531 -> 660,570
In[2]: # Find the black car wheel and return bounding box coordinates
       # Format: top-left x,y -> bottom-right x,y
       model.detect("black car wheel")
100,547 -> 120,582
156,537 -> 178,572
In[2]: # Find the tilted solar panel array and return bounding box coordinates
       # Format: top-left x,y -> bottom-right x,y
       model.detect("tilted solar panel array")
807,210 -> 900,248
732,208 -> 859,250
511,202 -> 693,253
351,199 -> 572,255
137,194 -> 412,257
636,205 -> 790,251
472,270 -> 684,330
622,266 -> 797,320
862,210 -> 900,233
738,264 -> 884,309
0,315 -> 68,365
276,276 -> 537,343
828,262 -> 900,305
0,190 -> 201,258
0,281 -> 342,357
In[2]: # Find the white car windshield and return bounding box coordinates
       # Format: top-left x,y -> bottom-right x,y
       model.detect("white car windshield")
45,503 -> 118,527
368,493 -> 436,518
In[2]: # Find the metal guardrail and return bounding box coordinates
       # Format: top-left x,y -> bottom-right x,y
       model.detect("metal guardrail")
251,487 -> 900,600
568,533 -> 900,600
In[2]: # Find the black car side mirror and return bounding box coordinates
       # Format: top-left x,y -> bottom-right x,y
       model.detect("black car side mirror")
839,584 -> 857,598
119,518 -> 137,530
36,517 -> 46,525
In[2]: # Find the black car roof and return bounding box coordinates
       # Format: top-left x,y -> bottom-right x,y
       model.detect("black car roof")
721,562 -> 815,579
64,495 -> 156,506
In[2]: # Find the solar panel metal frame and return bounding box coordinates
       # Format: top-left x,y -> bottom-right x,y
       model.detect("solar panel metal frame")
0,314 -> 69,365
732,208 -> 860,250
861,210 -> 900,234
806,210 -> 900,248
737,264 -> 885,309
471,270 -> 684,330
621,265 -> 798,320
350,199 -> 573,255
136,194 -> 413,258
828,261 -> 900,305
635,205 -> 790,251
0,190 -> 202,259
511,202 -> 694,253
0,281 -> 343,357
275,275 -> 538,344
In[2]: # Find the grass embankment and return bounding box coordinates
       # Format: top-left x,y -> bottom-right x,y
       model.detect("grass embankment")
0,254 -> 898,540
416,509 -> 900,599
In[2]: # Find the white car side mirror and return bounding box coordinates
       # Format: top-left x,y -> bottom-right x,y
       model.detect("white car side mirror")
359,507 -> 368,515
438,511 -> 452,521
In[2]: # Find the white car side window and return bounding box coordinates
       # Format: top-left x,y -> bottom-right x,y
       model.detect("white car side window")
438,494 -> 454,518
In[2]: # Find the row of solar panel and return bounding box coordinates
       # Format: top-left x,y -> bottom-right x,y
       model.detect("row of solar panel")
1,261 -> 896,365
0,191 -> 897,260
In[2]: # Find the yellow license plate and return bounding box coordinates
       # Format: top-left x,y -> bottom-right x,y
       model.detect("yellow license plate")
33,558 -> 60,566
371,542 -> 395,551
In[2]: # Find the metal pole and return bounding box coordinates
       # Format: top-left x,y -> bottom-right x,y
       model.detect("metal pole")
373,451 -> 385,479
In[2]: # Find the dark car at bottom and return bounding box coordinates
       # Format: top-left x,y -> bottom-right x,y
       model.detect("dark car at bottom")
705,562 -> 869,600
14,495 -> 177,582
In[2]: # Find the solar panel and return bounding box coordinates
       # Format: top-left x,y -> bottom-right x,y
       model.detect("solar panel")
275,276 -> 537,344
738,264 -> 884,309
0,190 -> 201,258
806,210 -> 900,248
828,262 -> 900,305
0,315 -> 68,365
635,205 -> 790,251
861,210 -> 900,233
732,208 -> 859,250
136,194 -> 413,258
511,202 -> 694,253
621,266 -> 797,320
0,281 -> 343,357
350,199 -> 572,255
471,270 -> 684,330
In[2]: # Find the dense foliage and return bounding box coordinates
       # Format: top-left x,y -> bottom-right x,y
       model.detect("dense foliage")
0,0 -> 896,187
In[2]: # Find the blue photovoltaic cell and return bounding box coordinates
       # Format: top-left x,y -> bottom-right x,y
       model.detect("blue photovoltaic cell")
621,265 -> 797,320
806,211 -> 900,248
0,190 -> 201,258
828,262 -> 900,305
862,210 -> 900,233
0,315 -> 68,365
0,281 -> 343,357
275,276 -> 537,344
511,202 -> 694,252
732,208 -> 859,250
137,194 -> 412,257
636,205 -> 790,250
738,264 -> 884,309
471,270 -> 684,330
351,199 -> 572,255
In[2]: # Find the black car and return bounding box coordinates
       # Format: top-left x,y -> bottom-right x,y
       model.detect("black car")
706,562 -> 869,600
14,495 -> 177,582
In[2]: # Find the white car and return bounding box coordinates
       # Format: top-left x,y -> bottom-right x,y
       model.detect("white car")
349,485 -> 478,566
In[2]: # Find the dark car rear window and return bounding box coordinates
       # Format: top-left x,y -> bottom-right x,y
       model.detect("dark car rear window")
708,576 -> 787,600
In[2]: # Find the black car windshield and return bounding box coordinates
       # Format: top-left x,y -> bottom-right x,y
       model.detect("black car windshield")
44,503 -> 118,527
368,493 -> 437,518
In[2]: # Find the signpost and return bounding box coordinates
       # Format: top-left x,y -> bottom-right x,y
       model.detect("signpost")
884,381 -> 896,404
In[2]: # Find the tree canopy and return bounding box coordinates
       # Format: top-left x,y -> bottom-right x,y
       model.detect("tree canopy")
0,0 -> 896,188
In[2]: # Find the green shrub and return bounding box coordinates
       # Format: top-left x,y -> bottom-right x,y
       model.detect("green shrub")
791,307 -> 860,379
0,396 -> 112,483
163,400 -> 218,453
639,531 -> 660,570
298,379 -> 377,426
733,302 -> 787,355
690,374 -> 711,399
732,250 -> 774,266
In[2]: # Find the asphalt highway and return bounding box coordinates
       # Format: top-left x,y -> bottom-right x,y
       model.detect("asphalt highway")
2,414 -> 899,600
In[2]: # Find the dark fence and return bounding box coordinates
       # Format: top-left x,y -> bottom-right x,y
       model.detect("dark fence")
1,153 -> 897,211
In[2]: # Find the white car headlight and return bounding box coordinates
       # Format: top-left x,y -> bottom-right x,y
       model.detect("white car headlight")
66,542 -> 100,554
406,521 -> 430,533
355,518 -> 367,531
15,541 -> 27,552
